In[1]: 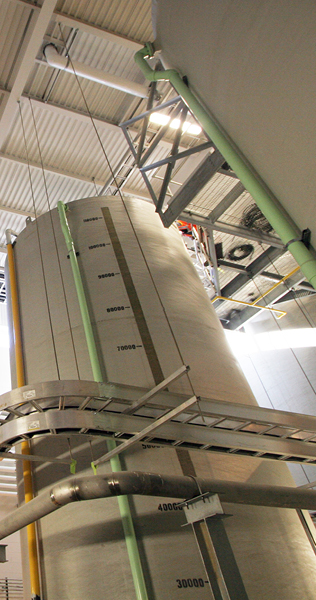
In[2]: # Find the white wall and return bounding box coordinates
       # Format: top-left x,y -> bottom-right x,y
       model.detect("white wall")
0,302 -> 11,395
231,295 -> 316,486
0,496 -> 22,582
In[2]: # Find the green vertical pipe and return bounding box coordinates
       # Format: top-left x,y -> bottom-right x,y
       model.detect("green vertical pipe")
135,43 -> 316,291
57,201 -> 149,600
107,439 -> 148,600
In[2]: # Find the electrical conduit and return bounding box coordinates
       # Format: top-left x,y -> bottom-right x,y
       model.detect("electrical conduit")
57,202 -> 149,600
134,44 -> 316,291
6,233 -> 41,600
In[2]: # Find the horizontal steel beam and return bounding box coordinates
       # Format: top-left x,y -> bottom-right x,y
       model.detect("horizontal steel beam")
0,0 -> 58,149
209,181 -> 245,222
140,141 -> 214,173
121,96 -> 182,128
7,2 -> 144,51
225,270 -> 312,329
218,247 -> 285,302
0,202 -> 35,218
181,212 -> 285,248
0,151 -> 106,187
19,93 -> 123,133
53,11 -> 143,51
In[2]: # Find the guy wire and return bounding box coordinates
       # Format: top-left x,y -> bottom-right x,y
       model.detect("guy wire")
58,32 -> 200,405
18,100 -> 61,380
28,99 -> 80,379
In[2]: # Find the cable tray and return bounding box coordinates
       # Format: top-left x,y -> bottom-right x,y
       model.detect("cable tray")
1,380 -> 316,465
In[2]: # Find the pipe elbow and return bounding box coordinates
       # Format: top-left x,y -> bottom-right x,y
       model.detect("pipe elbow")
44,43 -> 68,70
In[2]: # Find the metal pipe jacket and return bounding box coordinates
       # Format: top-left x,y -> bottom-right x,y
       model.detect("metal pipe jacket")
2,471 -> 316,540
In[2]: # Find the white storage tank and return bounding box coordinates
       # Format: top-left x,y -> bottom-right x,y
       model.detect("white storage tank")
8,196 -> 316,599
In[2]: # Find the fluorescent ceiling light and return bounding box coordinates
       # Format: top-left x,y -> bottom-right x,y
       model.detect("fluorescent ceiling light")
149,112 -> 170,126
149,112 -> 202,135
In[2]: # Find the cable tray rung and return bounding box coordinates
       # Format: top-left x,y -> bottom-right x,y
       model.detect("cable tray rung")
2,380 -> 316,465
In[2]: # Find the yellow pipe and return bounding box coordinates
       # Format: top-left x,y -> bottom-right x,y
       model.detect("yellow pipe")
7,241 -> 41,600
21,444 -> 41,600
6,244 -> 24,388
212,295 -> 286,318
251,266 -> 301,305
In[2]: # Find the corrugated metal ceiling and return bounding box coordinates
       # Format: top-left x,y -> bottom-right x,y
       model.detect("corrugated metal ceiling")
56,0 -> 153,41
0,0 -> 309,328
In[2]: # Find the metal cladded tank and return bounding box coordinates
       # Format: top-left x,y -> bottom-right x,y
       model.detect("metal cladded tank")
10,196 -> 316,599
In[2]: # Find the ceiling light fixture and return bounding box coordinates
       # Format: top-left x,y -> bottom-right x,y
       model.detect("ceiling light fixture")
149,112 -> 202,135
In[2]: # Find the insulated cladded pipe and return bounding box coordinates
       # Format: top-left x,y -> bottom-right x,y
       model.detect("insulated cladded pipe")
0,471 -> 316,540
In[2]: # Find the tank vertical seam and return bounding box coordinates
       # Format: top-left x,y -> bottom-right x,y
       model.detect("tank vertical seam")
102,206 -> 164,386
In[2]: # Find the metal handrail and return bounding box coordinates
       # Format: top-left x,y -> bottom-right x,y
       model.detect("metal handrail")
0,579 -> 23,599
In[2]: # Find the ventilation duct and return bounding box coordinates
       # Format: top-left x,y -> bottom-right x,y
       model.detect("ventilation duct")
44,44 -> 148,98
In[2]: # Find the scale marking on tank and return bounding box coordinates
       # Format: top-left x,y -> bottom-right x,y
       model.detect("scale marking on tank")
88,242 -> 110,250
117,343 -> 143,351
106,305 -> 130,313
102,205 -> 165,386
158,502 -> 183,512
82,216 -> 103,222
175,578 -> 208,589
97,271 -> 120,279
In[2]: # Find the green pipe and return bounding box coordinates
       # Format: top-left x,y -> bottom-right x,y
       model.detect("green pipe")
107,439 -> 148,600
57,201 -> 149,600
57,201 -> 103,383
135,43 -> 316,291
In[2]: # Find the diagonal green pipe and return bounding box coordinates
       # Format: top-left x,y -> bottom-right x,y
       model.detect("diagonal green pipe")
57,201 -> 103,383
57,201 -> 149,600
135,43 -> 316,291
